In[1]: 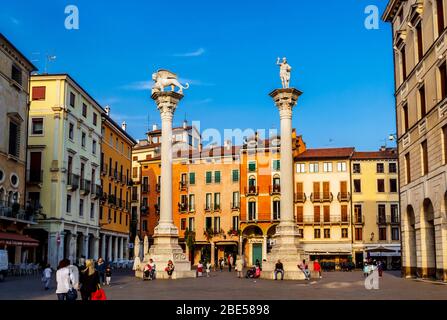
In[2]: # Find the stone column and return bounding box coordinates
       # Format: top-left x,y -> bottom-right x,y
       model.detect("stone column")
93,237 -> 99,260
83,234 -> 89,259
261,88 -> 305,280
262,235 -> 268,261
139,89 -> 194,279
107,235 -> 113,263
100,234 -> 106,260
120,237 -> 124,260
210,242 -> 215,267
69,233 -> 77,263
114,236 -> 119,262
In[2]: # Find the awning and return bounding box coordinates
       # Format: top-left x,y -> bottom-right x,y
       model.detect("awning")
306,251 -> 352,256
365,246 -> 396,253
0,232 -> 39,247
214,241 -> 238,246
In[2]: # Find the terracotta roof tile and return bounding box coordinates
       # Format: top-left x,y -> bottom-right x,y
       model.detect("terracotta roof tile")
295,147 -> 355,160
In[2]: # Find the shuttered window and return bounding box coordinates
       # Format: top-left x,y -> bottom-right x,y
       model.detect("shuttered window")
189,172 -> 196,185
296,206 -> 303,223
8,121 -> 20,157
341,205 -> 348,222
32,86 -> 46,100
324,206 -> 330,222
206,171 -> 212,184
314,206 -> 320,223
214,171 -> 221,183
232,170 -> 239,182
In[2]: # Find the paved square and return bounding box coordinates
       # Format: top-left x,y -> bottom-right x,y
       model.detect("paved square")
0,270 -> 446,300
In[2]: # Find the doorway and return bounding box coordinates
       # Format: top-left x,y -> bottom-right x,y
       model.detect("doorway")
252,243 -> 262,266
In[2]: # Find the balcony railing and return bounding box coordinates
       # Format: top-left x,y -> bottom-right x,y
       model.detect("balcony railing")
377,214 -> 388,225
178,203 -> 188,213
294,192 -> 307,203
245,186 -> 259,196
204,203 -> 213,212
297,216 -> 315,224
310,192 -> 333,203
91,185 -> 102,199
390,215 -> 400,224
354,214 -> 364,225
269,185 -> 281,195
80,179 -> 91,195
0,201 -> 37,223
231,202 -> 240,210
338,192 -> 351,202
67,173 -> 80,191
101,164 -> 108,176
26,170 -> 43,184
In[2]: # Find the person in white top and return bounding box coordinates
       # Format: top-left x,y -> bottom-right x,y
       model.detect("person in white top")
206,261 -> 211,277
42,264 -> 52,290
56,259 -> 76,301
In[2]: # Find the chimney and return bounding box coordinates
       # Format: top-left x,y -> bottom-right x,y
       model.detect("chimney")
152,124 -> 158,131
380,146 -> 386,152
105,105 -> 111,116
122,121 -> 127,131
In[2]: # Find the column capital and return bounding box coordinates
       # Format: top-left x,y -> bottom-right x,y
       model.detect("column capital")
151,91 -> 184,118
269,88 -> 302,118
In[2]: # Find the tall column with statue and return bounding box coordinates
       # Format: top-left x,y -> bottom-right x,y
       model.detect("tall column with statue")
261,58 -> 305,280
135,69 -> 195,279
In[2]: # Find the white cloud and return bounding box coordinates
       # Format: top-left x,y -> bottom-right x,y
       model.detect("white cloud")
172,48 -> 205,57
11,17 -> 20,25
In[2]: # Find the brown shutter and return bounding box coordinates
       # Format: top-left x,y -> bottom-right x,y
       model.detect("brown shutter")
296,182 -> 303,193
314,206 -> 320,223
340,181 -> 347,194
296,206 -> 303,223
324,206 -> 330,222
341,205 -> 348,222
313,182 -> 320,200
32,86 -> 46,100
323,182 -> 330,199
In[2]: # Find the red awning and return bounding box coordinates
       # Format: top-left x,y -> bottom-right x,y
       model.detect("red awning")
0,232 -> 39,247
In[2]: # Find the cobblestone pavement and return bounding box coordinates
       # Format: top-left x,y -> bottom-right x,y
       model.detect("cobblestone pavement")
0,269 -> 446,300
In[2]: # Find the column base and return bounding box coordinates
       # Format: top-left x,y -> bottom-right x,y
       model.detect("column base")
135,224 -> 195,280
260,222 -> 307,281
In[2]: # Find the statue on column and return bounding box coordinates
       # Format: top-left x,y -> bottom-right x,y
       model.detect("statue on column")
152,69 -> 190,94
276,57 -> 292,89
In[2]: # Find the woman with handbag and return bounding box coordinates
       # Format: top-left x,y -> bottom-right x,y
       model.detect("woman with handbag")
79,260 -> 100,301
56,259 -> 77,301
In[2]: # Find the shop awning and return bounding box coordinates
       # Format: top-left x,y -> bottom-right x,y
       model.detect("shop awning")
215,241 -> 238,246
306,251 -> 352,256
0,232 -> 39,247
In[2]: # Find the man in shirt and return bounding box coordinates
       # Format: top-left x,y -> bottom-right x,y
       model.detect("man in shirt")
274,260 -> 284,280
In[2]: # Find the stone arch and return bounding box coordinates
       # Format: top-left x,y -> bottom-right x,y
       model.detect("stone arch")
242,225 -> 264,237
404,205 -> 417,277
421,198 -> 437,279
248,175 -> 256,186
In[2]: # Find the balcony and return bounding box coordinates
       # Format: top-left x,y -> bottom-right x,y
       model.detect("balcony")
141,184 -> 149,193
0,201 -> 37,224
127,179 -> 134,187
244,186 -> 259,196
390,215 -> 400,225
156,184 -> 161,193
108,194 -> 117,206
297,216 -> 316,225
178,203 -> 188,213
294,192 -> 307,203
338,192 -> 351,202
311,192 -> 333,203
231,202 -> 240,210
67,174 -> 80,191
377,214 -> 388,225
179,181 -> 188,191
204,203 -> 213,213
80,179 -> 91,195
100,193 -> 108,204
140,205 -> 149,216
269,185 -> 281,195
101,164 -> 108,176
91,185 -> 102,199
354,214 -> 364,225
26,170 -> 43,185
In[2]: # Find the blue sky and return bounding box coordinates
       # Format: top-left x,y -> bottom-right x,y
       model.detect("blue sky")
1,0 -> 396,150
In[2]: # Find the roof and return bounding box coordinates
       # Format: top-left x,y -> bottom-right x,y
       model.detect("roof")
0,33 -> 37,71
103,113 -> 137,145
382,0 -> 403,22
147,125 -> 193,136
352,149 -> 397,160
295,147 -> 355,160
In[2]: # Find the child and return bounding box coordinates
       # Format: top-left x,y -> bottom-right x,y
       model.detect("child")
206,261 -> 211,278
105,266 -> 112,285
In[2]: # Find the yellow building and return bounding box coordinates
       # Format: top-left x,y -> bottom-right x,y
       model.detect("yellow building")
351,149 -> 400,269
27,74 -> 104,268
99,107 -> 136,263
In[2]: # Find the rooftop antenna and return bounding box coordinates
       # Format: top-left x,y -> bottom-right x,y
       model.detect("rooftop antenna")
44,54 -> 57,74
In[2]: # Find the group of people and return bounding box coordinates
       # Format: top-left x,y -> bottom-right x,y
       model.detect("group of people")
363,259 -> 384,277
273,259 -> 322,281
42,257 -> 112,301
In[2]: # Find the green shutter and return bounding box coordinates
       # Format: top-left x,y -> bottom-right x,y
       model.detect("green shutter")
189,172 -> 195,185
249,163 -> 256,172
206,172 -> 212,183
232,170 -> 239,182
214,171 -> 221,183
274,160 -> 280,171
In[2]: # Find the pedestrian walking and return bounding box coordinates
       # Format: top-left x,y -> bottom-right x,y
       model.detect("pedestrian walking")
274,260 -> 284,280
105,265 -> 112,285
219,258 -> 224,272
314,259 -> 322,279
197,261 -> 204,277
206,261 -> 211,277
228,254 -> 233,272
378,261 -> 384,277
96,257 -> 106,286
235,257 -> 243,279
56,259 -> 77,301
79,260 -> 100,301
42,264 -> 52,290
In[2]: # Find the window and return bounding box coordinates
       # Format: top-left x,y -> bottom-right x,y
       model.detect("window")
66,195 -> 72,213
189,217 -> 195,231
323,206 -> 330,223
309,163 -> 319,173
126,214 -> 128,226
296,163 -> 306,173
81,132 -> 86,148
390,179 -> 398,193
337,162 -> 347,172
248,162 -> 256,172
354,205 -> 363,223
415,22 -> 423,63
437,0 -> 445,37
32,86 -> 46,100
232,192 -> 240,208
389,162 -> 397,173
378,204 -> 386,223
248,201 -> 256,221
314,229 -> 321,239
69,92 -> 76,108
205,217 -> 212,230
69,123 -> 74,140
189,172 -> 196,185
402,103 -> 409,133
206,171 -> 212,184
439,61 -> 447,100
443,125 -> 447,164
314,206 -> 320,223
379,228 -> 387,241
11,64 -> 22,85
353,163 -> 361,174
214,171 -> 221,183
377,179 -> 385,193
82,103 -> 87,117
213,217 -> 221,233
341,205 -> 348,222
392,228 -> 400,241
355,228 -> 363,241
205,193 -> 212,210
99,207 -> 103,220
401,46 -> 407,81
181,219 -> 186,231
273,200 -> 280,220
419,85 -> 426,118
421,140 -> 428,175
354,179 -> 362,193
31,118 -> 43,135
324,229 -> 330,239
232,170 -> 239,182
214,193 -> 221,210
90,203 -> 95,219
405,153 -> 411,183
273,160 -> 280,171
391,204 -> 399,223
323,162 -> 333,172
189,194 -> 195,211
232,216 -> 239,231
79,199 -> 84,217
142,221 -> 147,232
8,121 -> 20,157
114,211 -> 117,223
342,228 -> 348,239
93,113 -> 98,126
92,140 -> 97,155
108,208 -> 111,220
377,163 -> 384,173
